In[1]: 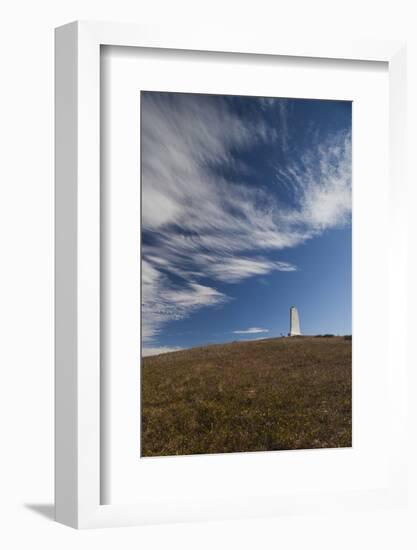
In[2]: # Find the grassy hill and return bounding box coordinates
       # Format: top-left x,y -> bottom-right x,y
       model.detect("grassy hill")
141,336 -> 352,457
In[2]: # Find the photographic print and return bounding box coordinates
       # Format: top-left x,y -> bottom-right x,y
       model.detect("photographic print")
141,91 -> 352,457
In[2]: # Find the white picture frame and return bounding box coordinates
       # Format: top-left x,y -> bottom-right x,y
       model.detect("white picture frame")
55,21 -> 407,529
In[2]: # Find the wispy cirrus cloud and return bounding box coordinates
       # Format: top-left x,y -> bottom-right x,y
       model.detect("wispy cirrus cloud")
141,93 -> 351,350
142,258 -> 229,342
275,130 -> 352,231
232,327 -> 270,334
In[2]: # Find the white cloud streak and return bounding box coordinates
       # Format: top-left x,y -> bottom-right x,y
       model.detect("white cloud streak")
141,93 -> 351,344
232,327 -> 270,334
142,346 -> 183,357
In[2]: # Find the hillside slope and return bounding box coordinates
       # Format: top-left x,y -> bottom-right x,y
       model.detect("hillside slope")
141,336 -> 352,457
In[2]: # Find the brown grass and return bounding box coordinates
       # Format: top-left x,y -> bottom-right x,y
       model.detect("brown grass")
141,336 -> 352,457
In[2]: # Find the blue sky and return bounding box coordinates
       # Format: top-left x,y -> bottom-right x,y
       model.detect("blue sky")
141,92 -> 351,356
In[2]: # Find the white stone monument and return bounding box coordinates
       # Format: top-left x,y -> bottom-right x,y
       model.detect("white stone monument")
289,306 -> 301,336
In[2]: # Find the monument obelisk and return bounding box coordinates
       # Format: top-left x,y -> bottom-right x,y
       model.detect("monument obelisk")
289,306 -> 301,336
